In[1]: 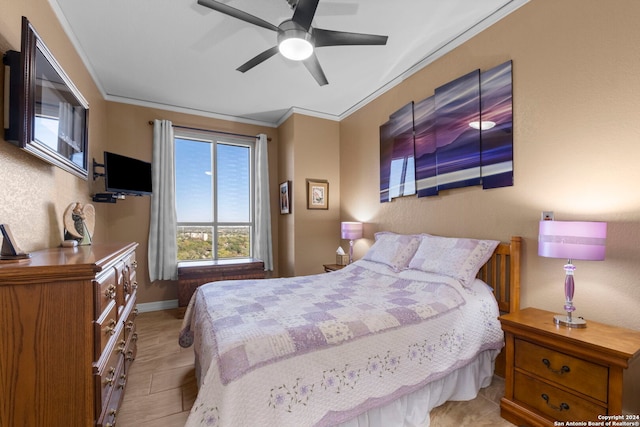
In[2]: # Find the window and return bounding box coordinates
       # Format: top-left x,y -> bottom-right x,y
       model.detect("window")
174,129 -> 254,261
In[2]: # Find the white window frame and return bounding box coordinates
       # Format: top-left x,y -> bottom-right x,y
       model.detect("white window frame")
174,129 -> 255,261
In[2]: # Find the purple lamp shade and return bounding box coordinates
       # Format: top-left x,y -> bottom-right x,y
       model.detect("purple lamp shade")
341,222 -> 363,264
341,222 -> 363,240
538,221 -> 607,261
538,220 -> 606,328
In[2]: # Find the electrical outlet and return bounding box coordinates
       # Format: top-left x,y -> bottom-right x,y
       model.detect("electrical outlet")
541,211 -> 554,221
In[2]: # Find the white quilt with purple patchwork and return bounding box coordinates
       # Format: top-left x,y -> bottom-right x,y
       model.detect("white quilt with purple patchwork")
179,260 -> 504,427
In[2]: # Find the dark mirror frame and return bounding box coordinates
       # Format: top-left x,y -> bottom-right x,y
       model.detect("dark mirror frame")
3,17 -> 89,180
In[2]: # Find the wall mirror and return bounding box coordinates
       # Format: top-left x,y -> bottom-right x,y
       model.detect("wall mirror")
3,16 -> 89,179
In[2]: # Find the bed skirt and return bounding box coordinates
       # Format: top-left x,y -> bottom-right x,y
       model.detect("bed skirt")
335,348 -> 499,427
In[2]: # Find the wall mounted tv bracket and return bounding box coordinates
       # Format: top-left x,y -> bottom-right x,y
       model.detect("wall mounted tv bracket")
91,158 -> 121,203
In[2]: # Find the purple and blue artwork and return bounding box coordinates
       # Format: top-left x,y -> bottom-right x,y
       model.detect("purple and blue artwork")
480,60 -> 513,189
379,102 -> 416,203
381,61 -> 513,202
433,69 -> 481,192
414,96 -> 437,197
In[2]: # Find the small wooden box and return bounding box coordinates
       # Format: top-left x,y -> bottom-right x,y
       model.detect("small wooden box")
336,254 -> 349,265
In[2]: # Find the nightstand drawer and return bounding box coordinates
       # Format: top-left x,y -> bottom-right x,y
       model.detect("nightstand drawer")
514,371 -> 606,422
515,338 -> 608,402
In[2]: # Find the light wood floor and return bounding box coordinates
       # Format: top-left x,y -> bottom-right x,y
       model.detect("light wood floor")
117,309 -> 515,426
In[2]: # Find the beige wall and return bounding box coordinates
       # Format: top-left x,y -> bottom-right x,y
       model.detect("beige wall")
341,0 -> 640,332
277,114 -> 341,276
277,116 -> 296,277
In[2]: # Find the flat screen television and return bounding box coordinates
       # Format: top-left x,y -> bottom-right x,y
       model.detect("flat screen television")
3,17 -> 89,180
104,151 -> 152,195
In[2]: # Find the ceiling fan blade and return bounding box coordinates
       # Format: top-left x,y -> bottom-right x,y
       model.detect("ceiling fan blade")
237,46 -> 280,73
303,53 -> 328,86
313,28 -> 388,47
292,0 -> 320,31
197,0 -> 280,32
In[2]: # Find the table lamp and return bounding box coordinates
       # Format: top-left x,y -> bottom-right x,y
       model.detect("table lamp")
538,220 -> 607,328
341,222 -> 363,264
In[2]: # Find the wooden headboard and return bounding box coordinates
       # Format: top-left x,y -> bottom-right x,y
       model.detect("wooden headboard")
477,236 -> 522,378
477,236 -> 522,314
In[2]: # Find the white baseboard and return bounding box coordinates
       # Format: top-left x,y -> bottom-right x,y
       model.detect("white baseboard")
136,299 -> 179,313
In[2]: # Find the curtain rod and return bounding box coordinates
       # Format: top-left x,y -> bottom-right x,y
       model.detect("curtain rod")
147,121 -> 271,141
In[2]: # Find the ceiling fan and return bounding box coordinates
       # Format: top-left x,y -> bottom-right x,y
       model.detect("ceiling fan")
197,0 -> 389,85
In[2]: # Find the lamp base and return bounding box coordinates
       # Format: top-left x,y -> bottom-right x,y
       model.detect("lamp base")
554,314 -> 587,328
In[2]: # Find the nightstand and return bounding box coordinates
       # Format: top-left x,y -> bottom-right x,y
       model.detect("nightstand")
323,263 -> 345,272
499,307 -> 640,426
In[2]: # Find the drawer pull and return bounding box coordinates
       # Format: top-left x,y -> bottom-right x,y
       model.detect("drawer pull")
541,393 -> 570,412
132,260 -> 138,268
105,284 -> 116,300
118,373 -> 127,389
105,319 -> 117,336
105,408 -> 117,427
132,280 -> 138,291
542,358 -> 570,374
104,367 -> 116,387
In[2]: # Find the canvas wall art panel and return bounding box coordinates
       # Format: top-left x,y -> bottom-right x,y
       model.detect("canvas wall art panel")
479,60 -> 513,189
414,96 -> 438,197
379,102 -> 416,203
434,69 -> 481,191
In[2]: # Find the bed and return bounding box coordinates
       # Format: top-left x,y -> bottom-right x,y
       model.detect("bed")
179,233 -> 522,427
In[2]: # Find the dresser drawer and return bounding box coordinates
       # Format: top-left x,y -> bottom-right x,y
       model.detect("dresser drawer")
95,300 -> 118,359
96,358 -> 126,427
95,267 -> 118,319
95,339 -> 123,416
514,371 -> 606,422
515,338 -> 608,402
124,333 -> 138,374
114,260 -> 126,315
125,267 -> 137,304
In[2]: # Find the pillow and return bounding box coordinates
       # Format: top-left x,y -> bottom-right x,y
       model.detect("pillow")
407,235 -> 499,286
362,232 -> 422,272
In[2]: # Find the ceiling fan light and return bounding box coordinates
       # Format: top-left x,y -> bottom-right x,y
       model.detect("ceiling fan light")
279,37 -> 313,61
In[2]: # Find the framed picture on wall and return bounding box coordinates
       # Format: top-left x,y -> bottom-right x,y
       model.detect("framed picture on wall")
279,181 -> 292,214
306,179 -> 329,210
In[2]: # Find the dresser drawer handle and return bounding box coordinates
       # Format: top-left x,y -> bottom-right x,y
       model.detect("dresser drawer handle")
105,319 -> 117,336
105,284 -> 116,300
541,393 -> 570,412
542,358 -> 570,374
105,408 -> 117,427
104,367 -> 116,387
118,373 -> 127,389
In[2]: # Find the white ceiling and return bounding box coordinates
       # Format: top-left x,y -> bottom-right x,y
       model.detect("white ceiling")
49,0 -> 528,127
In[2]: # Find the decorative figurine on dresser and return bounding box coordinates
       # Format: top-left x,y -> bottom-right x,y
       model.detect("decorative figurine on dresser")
63,202 -> 95,245
0,241 -> 139,426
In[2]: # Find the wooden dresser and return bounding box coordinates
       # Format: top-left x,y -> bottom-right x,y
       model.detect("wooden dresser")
499,307 -> 640,427
0,242 -> 139,427
177,258 -> 265,307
